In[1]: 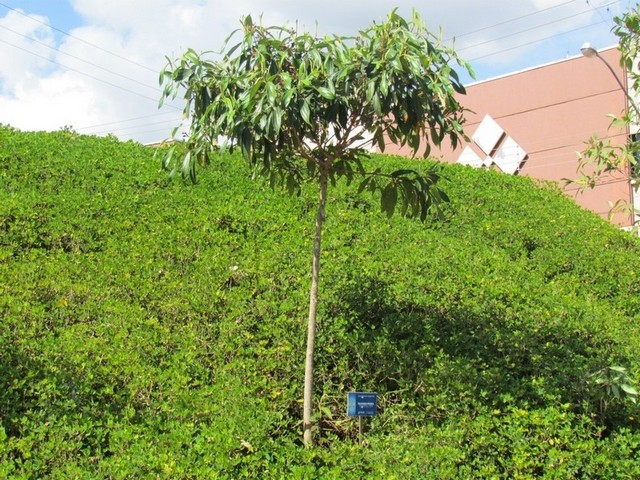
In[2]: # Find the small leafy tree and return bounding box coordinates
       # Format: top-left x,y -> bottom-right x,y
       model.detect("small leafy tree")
573,6 -> 640,225
159,9 -> 472,446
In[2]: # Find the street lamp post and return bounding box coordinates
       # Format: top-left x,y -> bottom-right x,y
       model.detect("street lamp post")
581,42 -> 639,227
580,42 -> 640,118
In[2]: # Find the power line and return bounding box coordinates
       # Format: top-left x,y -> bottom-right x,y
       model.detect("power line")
0,1 -> 157,73
457,2 -> 616,53
0,37 -> 181,110
87,117 -> 181,136
0,2 -> 630,205
586,0 -> 616,28
0,1 -> 184,136
446,0 -> 622,65
448,0 -> 580,42
469,16 -> 610,62
0,0 -> 626,139
75,110 -> 181,131
0,22 -> 160,93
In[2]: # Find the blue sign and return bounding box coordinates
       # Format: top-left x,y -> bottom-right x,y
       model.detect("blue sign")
347,392 -> 377,417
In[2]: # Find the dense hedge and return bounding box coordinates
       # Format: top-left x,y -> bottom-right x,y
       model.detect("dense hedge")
1,126 -> 640,478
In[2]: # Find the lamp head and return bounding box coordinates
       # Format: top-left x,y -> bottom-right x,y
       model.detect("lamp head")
581,42 -> 598,58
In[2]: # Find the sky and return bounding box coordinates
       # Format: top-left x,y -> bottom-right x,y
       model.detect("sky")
0,0 -> 635,144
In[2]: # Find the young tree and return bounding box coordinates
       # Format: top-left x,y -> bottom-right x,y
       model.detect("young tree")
159,9 -> 472,446
573,6 -> 640,225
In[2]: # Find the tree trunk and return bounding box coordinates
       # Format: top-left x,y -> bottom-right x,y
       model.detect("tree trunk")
302,166 -> 328,447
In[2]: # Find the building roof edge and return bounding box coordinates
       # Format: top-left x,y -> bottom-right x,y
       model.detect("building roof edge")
464,44 -> 620,87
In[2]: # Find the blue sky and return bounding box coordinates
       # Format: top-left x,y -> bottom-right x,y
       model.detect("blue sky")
6,0 -> 83,34
0,0 -> 634,143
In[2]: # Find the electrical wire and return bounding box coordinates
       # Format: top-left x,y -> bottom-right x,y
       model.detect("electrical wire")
0,37 -> 182,110
2,1 -> 631,219
469,16 -> 610,62
0,1 -> 157,73
75,110 -> 181,131
0,37 -> 154,101
87,117 -> 181,136
0,0 -> 627,139
586,0 -> 616,28
457,2 -> 617,53
0,22 -> 160,92
446,0 -> 580,42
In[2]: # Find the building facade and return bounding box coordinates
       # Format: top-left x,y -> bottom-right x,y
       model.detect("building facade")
386,46 -> 635,226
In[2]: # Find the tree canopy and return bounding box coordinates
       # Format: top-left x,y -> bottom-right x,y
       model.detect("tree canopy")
159,10 -> 472,217
159,9 -> 474,446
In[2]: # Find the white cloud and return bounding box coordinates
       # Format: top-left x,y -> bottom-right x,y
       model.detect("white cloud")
0,72 -> 97,130
0,10 -> 56,92
0,0 -> 626,143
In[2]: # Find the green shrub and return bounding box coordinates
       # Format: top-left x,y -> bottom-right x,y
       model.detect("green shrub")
1,126 -> 640,477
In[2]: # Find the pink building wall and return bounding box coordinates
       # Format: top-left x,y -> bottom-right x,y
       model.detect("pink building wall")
385,47 -> 633,226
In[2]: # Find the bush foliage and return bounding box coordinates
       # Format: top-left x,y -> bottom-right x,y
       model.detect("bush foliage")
1,126 -> 640,478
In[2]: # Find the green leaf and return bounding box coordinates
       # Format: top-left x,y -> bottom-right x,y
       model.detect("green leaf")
265,82 -> 276,104
282,88 -> 295,107
272,108 -> 283,136
181,151 -> 193,181
366,81 -> 376,102
379,73 -> 389,97
374,127 -> 386,153
391,169 -> 415,178
160,144 -> 176,171
381,183 -> 398,218
241,128 -> 252,160
610,366 -> 629,374
372,94 -> 381,116
286,173 -> 299,196
612,384 -> 621,399
357,177 -> 372,195
300,99 -> 311,125
317,87 -> 336,100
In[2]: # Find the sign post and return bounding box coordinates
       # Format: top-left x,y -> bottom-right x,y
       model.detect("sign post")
347,392 -> 377,444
